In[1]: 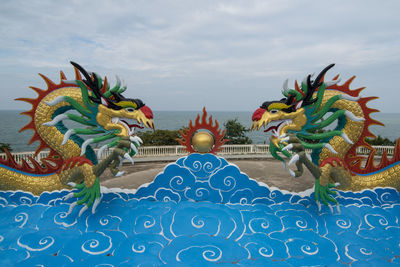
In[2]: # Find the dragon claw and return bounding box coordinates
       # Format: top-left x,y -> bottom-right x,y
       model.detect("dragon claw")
65,178 -> 101,216
317,201 -> 322,212
66,202 -> 77,216
315,180 -> 338,212
130,136 -> 143,145
282,144 -> 293,151
336,203 -> 341,214
97,145 -> 109,159
287,154 -> 300,177
123,153 -> 134,165
130,143 -> 138,154
280,136 -> 290,143
288,154 -> 299,166
115,171 -> 126,177
92,197 -> 102,214
78,206 -> 88,217
64,192 -> 75,201
328,204 -> 334,214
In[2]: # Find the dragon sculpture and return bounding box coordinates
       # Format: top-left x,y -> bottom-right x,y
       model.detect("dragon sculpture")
0,62 -> 154,215
251,64 -> 400,210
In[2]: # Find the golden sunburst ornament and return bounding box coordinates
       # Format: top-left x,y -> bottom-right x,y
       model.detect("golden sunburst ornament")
177,107 -> 228,154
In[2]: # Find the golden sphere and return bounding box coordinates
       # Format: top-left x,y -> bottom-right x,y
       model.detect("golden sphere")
192,131 -> 214,153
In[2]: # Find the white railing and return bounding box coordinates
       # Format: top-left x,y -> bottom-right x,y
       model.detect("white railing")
0,144 -> 396,165
356,146 -> 395,155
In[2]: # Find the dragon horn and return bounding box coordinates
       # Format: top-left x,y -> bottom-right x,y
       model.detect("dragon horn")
70,61 -> 92,83
312,63 -> 335,88
282,78 -> 289,93
70,61 -> 102,98
110,75 -> 121,92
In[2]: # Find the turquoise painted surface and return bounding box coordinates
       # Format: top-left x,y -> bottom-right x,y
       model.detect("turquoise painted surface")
0,153 -> 399,266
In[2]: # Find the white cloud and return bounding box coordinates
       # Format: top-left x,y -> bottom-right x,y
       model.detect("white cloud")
0,0 -> 399,112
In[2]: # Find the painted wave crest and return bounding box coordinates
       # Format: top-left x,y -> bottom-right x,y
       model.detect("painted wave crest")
0,153 -> 399,266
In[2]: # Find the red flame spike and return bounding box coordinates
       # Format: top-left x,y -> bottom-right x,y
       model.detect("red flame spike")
73,66 -> 82,80
29,86 -> 47,96
34,142 -> 51,157
28,135 -> 41,145
19,121 -> 35,132
380,151 -> 390,166
101,76 -> 108,94
294,80 -> 305,96
16,98 -> 34,105
328,75 -> 400,174
0,147 -> 63,175
21,159 -> 35,172
27,156 -> 47,172
332,74 -> 340,81
38,73 -> 56,88
59,71 -> 67,81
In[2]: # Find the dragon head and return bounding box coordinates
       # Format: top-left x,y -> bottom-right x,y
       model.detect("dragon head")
96,95 -> 154,137
40,62 -> 157,160
251,64 -> 344,161
251,99 -> 307,148
251,64 -> 335,145
71,62 -> 154,137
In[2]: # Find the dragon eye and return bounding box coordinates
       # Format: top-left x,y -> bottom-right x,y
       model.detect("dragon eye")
125,107 -> 135,112
269,109 -> 279,114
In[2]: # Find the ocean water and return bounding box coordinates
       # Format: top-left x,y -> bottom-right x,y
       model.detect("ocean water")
0,110 -> 399,152
0,153 -> 399,266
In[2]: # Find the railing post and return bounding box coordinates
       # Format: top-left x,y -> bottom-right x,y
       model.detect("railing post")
4,145 -> 397,162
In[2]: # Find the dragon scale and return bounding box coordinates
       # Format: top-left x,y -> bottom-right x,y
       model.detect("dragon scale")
36,87 -> 87,159
314,90 -> 400,191
316,90 -> 364,159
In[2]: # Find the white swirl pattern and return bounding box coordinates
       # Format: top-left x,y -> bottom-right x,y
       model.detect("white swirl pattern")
0,153 -> 398,266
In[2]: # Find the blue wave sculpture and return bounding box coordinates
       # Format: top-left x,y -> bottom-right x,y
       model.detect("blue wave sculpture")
0,153 -> 399,266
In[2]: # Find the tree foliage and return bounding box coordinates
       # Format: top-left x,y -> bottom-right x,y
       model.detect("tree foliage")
135,118 -> 254,146
224,119 -> 252,144
365,135 -> 395,146
137,130 -> 181,146
0,143 -> 12,153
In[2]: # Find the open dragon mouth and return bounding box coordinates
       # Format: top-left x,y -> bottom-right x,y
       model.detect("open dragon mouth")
121,120 -> 144,130
263,119 -> 292,137
112,117 -> 148,136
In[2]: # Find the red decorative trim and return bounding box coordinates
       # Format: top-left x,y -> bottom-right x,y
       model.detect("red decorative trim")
0,148 -> 63,175
320,157 -> 346,168
57,156 -> 93,174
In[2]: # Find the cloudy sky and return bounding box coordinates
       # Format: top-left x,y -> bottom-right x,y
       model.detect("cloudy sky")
0,0 -> 399,112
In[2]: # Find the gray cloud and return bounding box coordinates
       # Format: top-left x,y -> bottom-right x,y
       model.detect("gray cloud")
0,0 -> 399,112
